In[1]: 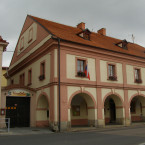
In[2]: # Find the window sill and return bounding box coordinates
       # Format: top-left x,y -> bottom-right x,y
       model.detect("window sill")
28,39 -> 33,43
20,47 -> 24,51
76,75 -> 87,78
107,76 -> 117,81
27,83 -> 32,86
134,79 -> 142,84
39,75 -> 45,81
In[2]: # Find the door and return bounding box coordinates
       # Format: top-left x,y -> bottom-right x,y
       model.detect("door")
6,97 -> 30,127
109,99 -> 116,122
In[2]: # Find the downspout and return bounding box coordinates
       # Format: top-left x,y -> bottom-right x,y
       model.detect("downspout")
58,38 -> 61,132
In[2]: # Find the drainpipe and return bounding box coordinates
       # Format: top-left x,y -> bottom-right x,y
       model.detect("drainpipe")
58,38 -> 61,132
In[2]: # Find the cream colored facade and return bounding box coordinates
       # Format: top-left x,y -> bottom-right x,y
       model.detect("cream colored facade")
3,15 -> 145,131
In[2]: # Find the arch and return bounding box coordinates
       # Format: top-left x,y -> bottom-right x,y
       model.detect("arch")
68,90 -> 97,109
36,92 -> 49,127
37,92 -> 49,107
103,92 -> 124,107
129,93 -> 145,105
103,92 -> 124,125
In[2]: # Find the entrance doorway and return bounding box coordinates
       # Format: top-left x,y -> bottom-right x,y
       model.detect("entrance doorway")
6,97 -> 30,127
109,99 -> 116,122
104,94 -> 124,125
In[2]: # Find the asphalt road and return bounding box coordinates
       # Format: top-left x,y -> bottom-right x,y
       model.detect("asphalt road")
0,126 -> 145,145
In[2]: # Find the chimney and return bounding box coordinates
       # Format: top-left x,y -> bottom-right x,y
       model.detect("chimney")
97,28 -> 106,35
77,22 -> 85,30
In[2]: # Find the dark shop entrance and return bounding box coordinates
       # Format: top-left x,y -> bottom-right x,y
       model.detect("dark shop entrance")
6,97 -> 30,128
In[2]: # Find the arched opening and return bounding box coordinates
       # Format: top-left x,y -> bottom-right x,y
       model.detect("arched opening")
70,93 -> 96,127
104,94 -> 124,125
36,95 -> 49,127
130,96 -> 145,123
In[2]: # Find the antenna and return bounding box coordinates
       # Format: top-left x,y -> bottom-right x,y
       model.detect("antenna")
132,34 -> 135,43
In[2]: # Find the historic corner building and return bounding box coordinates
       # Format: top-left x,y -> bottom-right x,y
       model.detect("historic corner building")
2,15 -> 145,131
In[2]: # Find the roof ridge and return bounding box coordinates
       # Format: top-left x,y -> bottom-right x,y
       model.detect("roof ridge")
28,15 -> 80,30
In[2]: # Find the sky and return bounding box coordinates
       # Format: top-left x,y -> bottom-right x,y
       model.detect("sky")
1,0 -> 145,67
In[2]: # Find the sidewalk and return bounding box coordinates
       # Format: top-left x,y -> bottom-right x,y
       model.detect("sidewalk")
69,123 -> 145,132
0,127 -> 53,136
0,123 -> 144,136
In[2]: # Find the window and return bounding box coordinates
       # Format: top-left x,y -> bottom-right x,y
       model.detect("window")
39,61 -> 45,81
116,39 -> 128,50
134,68 -> 142,83
28,28 -> 33,43
108,64 -> 117,81
28,69 -> 32,85
20,37 -> 24,51
76,59 -> 86,77
11,79 -> 14,85
72,106 -> 80,116
19,73 -> 25,85
78,29 -> 91,40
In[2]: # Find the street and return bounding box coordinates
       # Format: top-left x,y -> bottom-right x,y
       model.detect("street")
0,126 -> 145,145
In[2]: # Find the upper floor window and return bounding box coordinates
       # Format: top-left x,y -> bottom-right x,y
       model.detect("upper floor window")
108,64 -> 117,81
20,37 -> 24,51
39,61 -> 45,81
76,59 -> 86,77
20,73 -> 25,85
28,28 -> 33,43
134,68 -> 142,83
28,69 -> 32,85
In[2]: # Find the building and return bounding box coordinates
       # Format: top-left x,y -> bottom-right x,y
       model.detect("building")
2,67 -> 8,87
2,15 -> 145,130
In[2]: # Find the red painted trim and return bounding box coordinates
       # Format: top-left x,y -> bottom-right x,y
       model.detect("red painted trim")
71,119 -> 88,126
36,120 -> 49,127
129,93 -> 145,104
103,92 -> 124,107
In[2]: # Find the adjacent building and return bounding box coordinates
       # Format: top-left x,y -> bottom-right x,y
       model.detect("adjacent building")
2,15 -> 145,130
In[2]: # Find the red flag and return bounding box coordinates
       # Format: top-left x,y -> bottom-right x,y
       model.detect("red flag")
85,64 -> 90,80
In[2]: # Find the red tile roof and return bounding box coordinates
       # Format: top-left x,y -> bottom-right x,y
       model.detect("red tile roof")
29,15 -> 145,58
0,36 -> 7,43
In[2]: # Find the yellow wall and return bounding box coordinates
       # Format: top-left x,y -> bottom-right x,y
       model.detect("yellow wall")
2,69 -> 7,87
8,53 -> 51,88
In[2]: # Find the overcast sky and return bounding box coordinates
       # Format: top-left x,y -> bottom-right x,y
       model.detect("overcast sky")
1,0 -> 145,67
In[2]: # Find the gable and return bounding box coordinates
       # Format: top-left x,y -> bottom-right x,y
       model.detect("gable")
17,22 -> 37,55
10,15 -> 50,68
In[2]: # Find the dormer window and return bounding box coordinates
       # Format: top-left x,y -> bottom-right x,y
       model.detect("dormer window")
78,29 -> 91,40
116,39 -> 128,50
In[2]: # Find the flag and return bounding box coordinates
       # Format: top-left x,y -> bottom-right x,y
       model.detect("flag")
85,63 -> 90,80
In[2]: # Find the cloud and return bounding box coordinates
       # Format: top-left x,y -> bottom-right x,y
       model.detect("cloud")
1,0 -> 145,66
